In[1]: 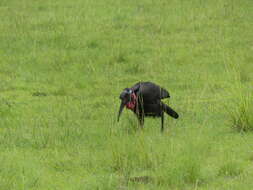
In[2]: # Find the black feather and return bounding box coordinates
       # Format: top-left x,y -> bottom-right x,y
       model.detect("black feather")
118,81 -> 179,132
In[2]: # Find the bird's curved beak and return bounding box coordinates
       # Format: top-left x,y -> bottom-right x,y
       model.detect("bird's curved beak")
117,90 -> 130,122
117,100 -> 126,122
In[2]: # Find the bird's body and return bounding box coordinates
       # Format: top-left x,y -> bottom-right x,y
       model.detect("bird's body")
118,81 -> 179,132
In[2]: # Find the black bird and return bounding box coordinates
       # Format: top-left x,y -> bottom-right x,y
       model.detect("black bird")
117,81 -> 179,132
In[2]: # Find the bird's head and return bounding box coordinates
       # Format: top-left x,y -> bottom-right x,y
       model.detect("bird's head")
117,88 -> 136,122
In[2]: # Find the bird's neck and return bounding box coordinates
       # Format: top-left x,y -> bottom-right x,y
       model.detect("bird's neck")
126,92 -> 137,110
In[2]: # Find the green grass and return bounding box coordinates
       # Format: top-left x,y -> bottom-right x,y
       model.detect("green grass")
0,0 -> 253,189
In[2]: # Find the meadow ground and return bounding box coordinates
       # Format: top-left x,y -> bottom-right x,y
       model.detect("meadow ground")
0,0 -> 252,189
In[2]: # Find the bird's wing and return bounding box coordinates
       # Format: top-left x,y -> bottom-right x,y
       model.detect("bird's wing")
131,82 -> 170,102
159,87 -> 170,99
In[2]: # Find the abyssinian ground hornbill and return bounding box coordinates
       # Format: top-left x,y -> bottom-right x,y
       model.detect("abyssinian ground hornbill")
117,81 -> 179,132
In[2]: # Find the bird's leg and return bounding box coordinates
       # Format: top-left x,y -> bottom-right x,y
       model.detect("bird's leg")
138,114 -> 144,129
136,94 -> 144,130
161,111 -> 164,132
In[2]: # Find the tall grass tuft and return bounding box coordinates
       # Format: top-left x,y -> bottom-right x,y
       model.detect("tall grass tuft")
226,66 -> 253,132
229,94 -> 253,132
218,161 -> 243,177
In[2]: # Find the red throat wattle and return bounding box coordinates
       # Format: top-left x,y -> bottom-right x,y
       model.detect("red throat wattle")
126,92 -> 137,110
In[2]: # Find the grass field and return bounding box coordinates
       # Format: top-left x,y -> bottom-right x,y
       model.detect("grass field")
0,0 -> 252,189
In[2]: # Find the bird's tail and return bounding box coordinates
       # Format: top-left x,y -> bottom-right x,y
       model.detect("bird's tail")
162,103 -> 179,119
